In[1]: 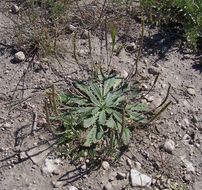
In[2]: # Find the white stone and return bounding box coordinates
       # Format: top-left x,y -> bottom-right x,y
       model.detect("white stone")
80,164 -> 87,170
187,88 -> 196,96
103,183 -> 113,190
121,70 -> 128,78
20,152 -> 27,160
146,96 -> 155,102
102,161 -> 110,170
52,181 -> 63,188
182,159 -> 195,173
163,139 -> 175,153
41,159 -> 58,174
130,169 -> 152,187
68,186 -> 78,190
14,51 -> 25,62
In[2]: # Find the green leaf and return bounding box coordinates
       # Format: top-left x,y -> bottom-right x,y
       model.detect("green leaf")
105,108 -> 113,114
69,97 -> 88,106
96,126 -> 104,140
92,107 -> 100,115
90,82 -> 102,100
104,77 -> 115,95
113,95 -> 125,106
76,106 -> 94,113
59,92 -> 68,103
76,83 -> 88,94
106,116 -> 116,128
99,110 -> 106,125
126,103 -> 148,112
84,125 -> 97,147
110,25 -> 117,51
122,128 -> 130,145
105,93 -> 119,107
116,122 -> 122,133
113,110 -> 122,123
128,111 -> 144,121
83,114 -> 98,128
85,87 -> 100,106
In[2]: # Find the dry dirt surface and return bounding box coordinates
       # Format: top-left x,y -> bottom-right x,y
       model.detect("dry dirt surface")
0,1 -> 202,190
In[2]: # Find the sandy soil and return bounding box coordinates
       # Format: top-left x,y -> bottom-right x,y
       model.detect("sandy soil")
0,1 -> 202,190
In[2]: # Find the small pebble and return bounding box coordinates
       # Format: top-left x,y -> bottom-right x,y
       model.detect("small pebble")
81,164 -> 87,171
191,115 -> 198,123
102,161 -> 110,170
52,181 -> 63,188
125,42 -> 136,52
68,186 -> 78,190
163,139 -> 175,153
148,66 -> 161,75
187,88 -> 196,96
126,158 -> 132,167
130,169 -> 152,187
116,172 -> 126,180
135,162 -> 141,170
103,183 -> 113,190
20,152 -> 27,160
109,172 -> 117,182
11,4 -> 20,14
183,174 -> 192,183
14,51 -> 25,62
121,70 -> 128,78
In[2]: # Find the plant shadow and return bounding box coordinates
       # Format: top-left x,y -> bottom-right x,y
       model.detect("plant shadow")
142,27 -> 184,62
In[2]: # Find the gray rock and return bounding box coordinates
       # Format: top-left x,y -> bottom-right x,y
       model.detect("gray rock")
53,169 -> 60,175
109,172 -> 117,182
11,4 -> 20,14
183,134 -> 191,141
191,115 -> 198,123
14,51 -> 25,62
126,42 -> 136,51
135,162 -> 141,170
68,186 -> 78,190
52,181 -> 63,188
182,158 -> 195,173
183,174 -> 192,183
41,158 -> 58,174
103,183 -> 113,190
187,88 -> 196,96
102,161 -> 110,170
126,158 -> 132,167
146,96 -> 155,102
130,169 -> 152,187
80,164 -> 87,171
148,66 -> 161,75
116,172 -> 126,180
26,144 -> 52,165
19,151 -> 27,160
121,70 -> 128,78
163,139 -> 175,153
